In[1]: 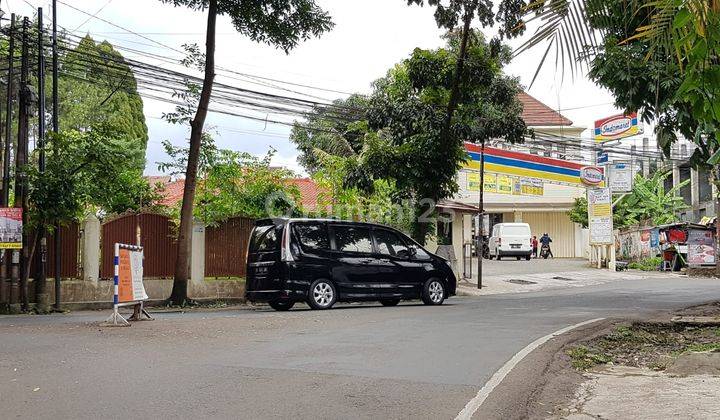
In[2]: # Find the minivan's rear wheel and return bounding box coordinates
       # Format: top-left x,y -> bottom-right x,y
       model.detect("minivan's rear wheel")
380,299 -> 400,307
308,279 -> 337,310
422,279 -> 446,305
268,300 -> 294,311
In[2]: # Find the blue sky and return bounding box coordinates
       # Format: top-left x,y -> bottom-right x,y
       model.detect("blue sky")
8,0 -> 624,176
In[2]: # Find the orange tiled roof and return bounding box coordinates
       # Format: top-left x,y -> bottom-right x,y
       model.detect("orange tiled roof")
518,92 -> 573,127
287,178 -> 323,210
148,177 -> 185,207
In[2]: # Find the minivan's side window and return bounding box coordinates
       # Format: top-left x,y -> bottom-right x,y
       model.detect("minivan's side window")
293,222 -> 329,251
374,229 -> 410,257
332,226 -> 373,253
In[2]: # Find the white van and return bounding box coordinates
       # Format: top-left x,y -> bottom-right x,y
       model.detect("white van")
488,223 -> 532,261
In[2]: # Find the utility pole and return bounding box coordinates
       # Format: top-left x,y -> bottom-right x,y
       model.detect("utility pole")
477,139 -> 485,289
52,0 -> 61,311
35,8 -> 49,312
2,14 -> 14,207
16,17 -> 30,311
1,14 -> 16,310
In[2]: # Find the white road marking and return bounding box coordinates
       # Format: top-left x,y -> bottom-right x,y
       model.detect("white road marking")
455,318 -> 606,420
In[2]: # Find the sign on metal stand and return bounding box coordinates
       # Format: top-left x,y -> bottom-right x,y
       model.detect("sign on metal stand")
103,243 -> 153,327
607,161 -> 634,193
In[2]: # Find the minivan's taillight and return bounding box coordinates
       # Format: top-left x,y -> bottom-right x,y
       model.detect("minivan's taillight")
281,222 -> 294,262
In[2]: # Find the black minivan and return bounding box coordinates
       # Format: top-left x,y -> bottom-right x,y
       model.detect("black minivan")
245,218 -> 457,311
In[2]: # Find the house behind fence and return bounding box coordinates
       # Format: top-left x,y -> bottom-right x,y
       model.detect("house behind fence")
1,213 -> 253,310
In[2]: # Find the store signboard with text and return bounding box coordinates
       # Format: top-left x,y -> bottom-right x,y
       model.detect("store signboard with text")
588,188 -> 614,245
464,142 -> 597,187
594,113 -> 641,142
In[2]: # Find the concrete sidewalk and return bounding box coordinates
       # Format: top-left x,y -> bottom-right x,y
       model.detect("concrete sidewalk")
457,258 -> 684,296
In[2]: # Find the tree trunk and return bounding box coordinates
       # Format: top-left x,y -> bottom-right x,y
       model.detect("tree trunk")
169,0 -> 217,306
715,165 -> 720,277
442,6 -> 475,138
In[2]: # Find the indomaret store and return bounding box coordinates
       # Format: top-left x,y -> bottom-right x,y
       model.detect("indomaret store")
428,93 -> 590,262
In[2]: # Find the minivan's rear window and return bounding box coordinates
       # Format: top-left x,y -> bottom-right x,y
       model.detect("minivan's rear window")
293,222 -> 329,251
332,226 -> 373,253
250,225 -> 280,252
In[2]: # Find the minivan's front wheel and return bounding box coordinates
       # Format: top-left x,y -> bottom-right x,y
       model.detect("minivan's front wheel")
422,279 -> 446,305
269,300 -> 295,311
308,279 -> 337,310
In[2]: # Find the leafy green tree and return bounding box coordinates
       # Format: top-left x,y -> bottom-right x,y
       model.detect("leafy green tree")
27,126 -> 160,229
618,171 -> 690,227
290,95 -> 370,174
159,138 -> 301,224
158,0 -> 334,305
309,150 -> 415,234
363,31 -> 527,242
59,35 -> 149,172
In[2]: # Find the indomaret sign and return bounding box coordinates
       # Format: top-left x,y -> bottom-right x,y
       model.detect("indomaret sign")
594,113 -> 641,142
464,142 -> 601,187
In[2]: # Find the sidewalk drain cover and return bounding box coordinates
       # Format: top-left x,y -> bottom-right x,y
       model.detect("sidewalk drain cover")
552,276 -> 576,281
506,279 -> 537,285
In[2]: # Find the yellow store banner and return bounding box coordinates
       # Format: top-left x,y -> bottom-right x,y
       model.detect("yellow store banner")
483,173 -> 497,193
497,175 -> 513,195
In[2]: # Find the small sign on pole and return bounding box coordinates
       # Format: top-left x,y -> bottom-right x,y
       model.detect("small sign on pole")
608,162 -> 634,193
103,243 -> 152,327
0,208 -> 22,249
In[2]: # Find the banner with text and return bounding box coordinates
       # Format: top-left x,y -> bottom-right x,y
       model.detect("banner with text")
588,188 -> 614,245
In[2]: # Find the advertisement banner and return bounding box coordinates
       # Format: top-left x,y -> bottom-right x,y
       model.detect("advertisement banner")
467,172 -> 480,191
608,162 -> 634,192
117,248 -> 148,303
588,188 -> 613,244
594,113 -> 641,142
519,178 -> 544,196
483,173 -> 497,193
0,208 -> 22,249
687,229 -> 715,266
467,172 -> 499,193
497,175 -> 513,195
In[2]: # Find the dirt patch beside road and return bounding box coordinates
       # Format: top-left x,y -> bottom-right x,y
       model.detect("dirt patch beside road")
479,302 -> 720,419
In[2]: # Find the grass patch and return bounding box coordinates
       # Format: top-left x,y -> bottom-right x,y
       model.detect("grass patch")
566,345 -> 613,370
627,257 -> 663,271
568,323 -> 720,371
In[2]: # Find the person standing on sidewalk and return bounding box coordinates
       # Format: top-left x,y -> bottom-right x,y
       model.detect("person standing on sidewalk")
532,235 -> 539,258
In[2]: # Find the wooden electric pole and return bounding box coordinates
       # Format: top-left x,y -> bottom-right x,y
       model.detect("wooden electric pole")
52,0 -> 61,311
1,14 -> 16,310
35,8 -> 49,312
15,17 -> 30,311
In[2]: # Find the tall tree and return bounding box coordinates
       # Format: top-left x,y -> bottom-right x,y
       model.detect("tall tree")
159,0 -> 333,305
292,32 -> 527,243
59,35 -> 149,172
365,31 -> 527,241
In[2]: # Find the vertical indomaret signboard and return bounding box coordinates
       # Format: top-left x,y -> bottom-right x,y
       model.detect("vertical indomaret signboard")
588,188 -> 613,244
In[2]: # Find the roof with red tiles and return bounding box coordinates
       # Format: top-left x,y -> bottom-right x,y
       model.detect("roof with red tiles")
287,177 -> 323,210
148,177 -> 185,208
518,92 -> 573,127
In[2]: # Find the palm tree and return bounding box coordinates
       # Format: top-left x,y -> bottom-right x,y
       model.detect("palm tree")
508,0 -> 719,84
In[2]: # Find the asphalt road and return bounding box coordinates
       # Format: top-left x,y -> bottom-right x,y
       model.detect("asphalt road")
2,276 -> 720,419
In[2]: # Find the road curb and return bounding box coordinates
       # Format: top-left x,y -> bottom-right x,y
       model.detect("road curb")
456,318 -> 615,419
